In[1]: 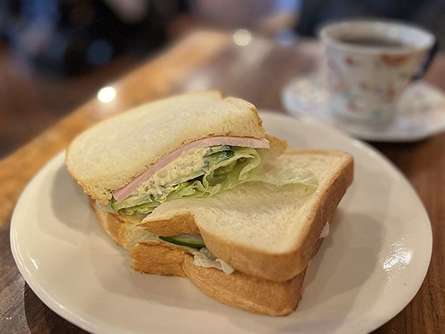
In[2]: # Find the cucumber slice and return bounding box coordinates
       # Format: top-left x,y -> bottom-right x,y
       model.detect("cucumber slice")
159,234 -> 205,249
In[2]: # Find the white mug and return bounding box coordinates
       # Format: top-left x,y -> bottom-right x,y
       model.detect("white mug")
320,20 -> 436,125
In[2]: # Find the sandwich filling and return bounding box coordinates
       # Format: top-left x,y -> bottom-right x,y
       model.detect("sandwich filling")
110,139 -> 271,218
114,216 -> 235,274
112,136 -> 270,202
159,234 -> 234,274
109,137 -> 320,219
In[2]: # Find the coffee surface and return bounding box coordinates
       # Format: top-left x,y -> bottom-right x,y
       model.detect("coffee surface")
338,36 -> 408,49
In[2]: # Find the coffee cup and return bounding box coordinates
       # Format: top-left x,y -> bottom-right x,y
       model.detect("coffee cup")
320,20 -> 436,125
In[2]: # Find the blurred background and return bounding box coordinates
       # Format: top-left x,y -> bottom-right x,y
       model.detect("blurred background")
1,0 -> 444,158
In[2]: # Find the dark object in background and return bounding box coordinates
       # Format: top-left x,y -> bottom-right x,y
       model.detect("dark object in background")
295,0 -> 445,49
0,0 -> 180,76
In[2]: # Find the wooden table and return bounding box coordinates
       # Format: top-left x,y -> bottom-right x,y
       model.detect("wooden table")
1,30 -> 444,333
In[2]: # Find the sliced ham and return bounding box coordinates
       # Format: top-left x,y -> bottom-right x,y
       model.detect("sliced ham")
113,136 -> 270,202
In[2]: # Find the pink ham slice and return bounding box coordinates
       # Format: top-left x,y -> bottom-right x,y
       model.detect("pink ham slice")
112,136 -> 270,202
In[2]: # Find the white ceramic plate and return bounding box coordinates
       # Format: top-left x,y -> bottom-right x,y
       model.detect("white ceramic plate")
11,112 -> 432,334
282,75 -> 445,142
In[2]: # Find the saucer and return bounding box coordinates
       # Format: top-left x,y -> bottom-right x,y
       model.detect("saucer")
282,74 -> 445,142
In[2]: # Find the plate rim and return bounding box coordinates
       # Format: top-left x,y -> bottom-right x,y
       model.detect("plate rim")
9,155 -> 113,334
10,112 -> 433,334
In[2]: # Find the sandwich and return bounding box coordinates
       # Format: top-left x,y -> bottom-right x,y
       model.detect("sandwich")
65,91 -> 353,316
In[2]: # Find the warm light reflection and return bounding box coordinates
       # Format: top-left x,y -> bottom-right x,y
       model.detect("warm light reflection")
383,243 -> 412,272
233,29 -> 252,47
30,258 -> 39,270
97,86 -> 116,103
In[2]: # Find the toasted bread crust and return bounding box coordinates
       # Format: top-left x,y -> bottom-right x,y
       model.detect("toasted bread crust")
182,255 -> 305,316
132,242 -> 187,277
131,242 -> 306,315
92,203 -> 308,316
94,206 -> 127,246
138,213 -> 200,236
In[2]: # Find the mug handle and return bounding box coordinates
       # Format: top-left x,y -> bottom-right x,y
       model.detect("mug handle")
412,39 -> 439,81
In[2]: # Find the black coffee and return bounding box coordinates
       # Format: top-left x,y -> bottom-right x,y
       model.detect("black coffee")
338,36 -> 408,49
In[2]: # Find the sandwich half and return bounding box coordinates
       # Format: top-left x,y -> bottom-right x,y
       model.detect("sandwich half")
66,91 -> 353,315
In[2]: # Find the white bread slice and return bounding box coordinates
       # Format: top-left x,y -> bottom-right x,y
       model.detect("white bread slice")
92,203 -> 317,316
141,149 -> 353,282
65,91 -> 265,204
